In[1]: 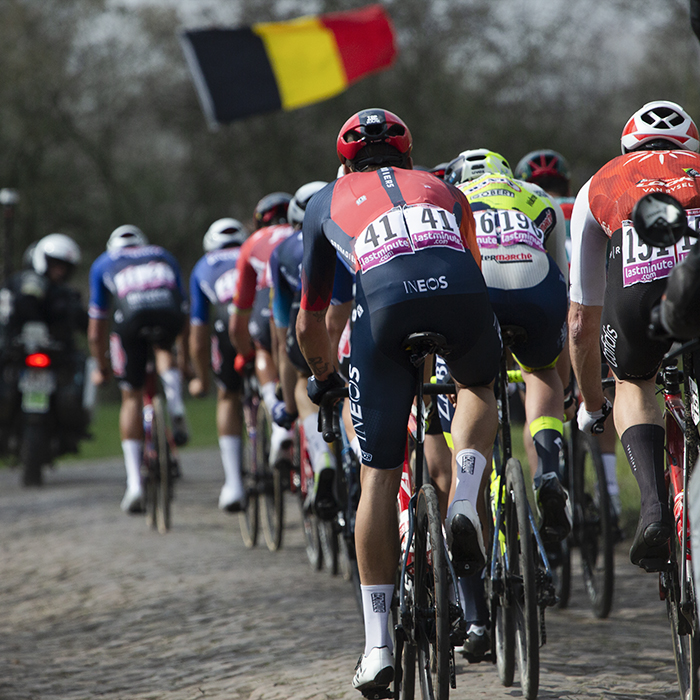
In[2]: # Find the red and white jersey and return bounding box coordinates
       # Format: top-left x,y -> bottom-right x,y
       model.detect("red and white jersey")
570,150 -> 700,305
232,223 -> 295,312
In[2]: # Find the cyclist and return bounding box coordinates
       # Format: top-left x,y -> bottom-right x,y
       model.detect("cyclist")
269,180 -> 354,518
189,218 -> 249,512
569,100 -> 700,571
445,148 -> 571,541
88,225 -> 189,513
515,149 -> 623,521
296,108 -> 501,692
229,192 -> 297,463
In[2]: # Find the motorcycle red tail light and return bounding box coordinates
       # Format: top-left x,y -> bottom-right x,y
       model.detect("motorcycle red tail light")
26,353 -> 51,368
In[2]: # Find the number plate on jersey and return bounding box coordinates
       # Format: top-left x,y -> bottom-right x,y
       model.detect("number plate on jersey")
473,209 -> 546,251
621,208 -> 700,287
355,204 -> 464,273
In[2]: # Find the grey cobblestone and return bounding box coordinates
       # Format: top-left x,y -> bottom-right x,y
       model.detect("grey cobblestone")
0,450 -> 684,699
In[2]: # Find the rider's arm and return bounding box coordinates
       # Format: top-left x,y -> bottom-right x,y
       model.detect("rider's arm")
229,238 -> 257,354
545,199 -> 569,285
87,317 -> 110,383
87,257 -> 111,383
188,323 -> 210,395
568,180 -> 607,412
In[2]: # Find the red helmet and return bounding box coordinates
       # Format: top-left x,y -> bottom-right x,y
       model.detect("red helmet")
253,192 -> 292,229
515,150 -> 570,184
336,108 -> 412,170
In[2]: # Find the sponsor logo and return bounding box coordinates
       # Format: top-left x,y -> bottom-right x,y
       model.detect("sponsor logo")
685,168 -> 700,178
371,592 -> 386,613
214,269 -> 238,303
403,276 -> 449,293
348,365 -> 365,441
365,114 -> 381,124
470,189 -> 515,199
601,324 -> 618,368
538,209 -> 554,234
113,261 -> 176,298
356,195 -> 367,206
459,453 -> 476,475
482,252 -> 533,263
381,168 -> 395,188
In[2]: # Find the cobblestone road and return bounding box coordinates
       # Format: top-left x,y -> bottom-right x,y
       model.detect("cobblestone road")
0,449 -> 685,699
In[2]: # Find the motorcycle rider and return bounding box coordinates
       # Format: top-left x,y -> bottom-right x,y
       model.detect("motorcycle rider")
0,233 -> 90,470
88,225 -> 189,513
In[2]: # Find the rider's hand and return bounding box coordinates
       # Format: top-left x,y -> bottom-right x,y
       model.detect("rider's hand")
188,377 -> 207,397
272,402 -> 298,430
91,366 -> 110,386
577,397 -> 613,434
307,371 -> 345,406
234,350 -> 255,375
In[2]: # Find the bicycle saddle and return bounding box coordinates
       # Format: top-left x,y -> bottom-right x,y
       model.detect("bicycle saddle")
403,332 -> 448,367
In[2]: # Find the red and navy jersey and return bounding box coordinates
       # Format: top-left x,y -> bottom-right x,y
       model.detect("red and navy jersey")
300,167 -> 480,312
588,150 -> 700,237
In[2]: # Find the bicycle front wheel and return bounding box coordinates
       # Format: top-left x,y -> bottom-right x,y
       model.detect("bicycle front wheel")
505,458 -> 539,700
572,427 -> 614,619
414,484 -> 450,700
153,396 -> 171,533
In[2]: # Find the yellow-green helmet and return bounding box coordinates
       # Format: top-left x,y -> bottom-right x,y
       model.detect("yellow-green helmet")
444,149 -> 513,186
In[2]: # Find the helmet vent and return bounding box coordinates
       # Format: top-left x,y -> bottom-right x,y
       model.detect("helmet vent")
642,107 -> 684,129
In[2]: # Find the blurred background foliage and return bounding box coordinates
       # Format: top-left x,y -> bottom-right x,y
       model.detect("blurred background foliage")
1,0 -> 699,281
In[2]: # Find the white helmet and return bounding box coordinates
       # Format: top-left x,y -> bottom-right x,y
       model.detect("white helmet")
107,224 -> 149,252
621,100 -> 700,154
444,149 -> 513,186
288,181 -> 328,227
203,218 -> 247,252
32,233 -> 81,275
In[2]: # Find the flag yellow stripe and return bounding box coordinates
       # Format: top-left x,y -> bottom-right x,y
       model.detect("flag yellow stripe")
254,17 -> 347,111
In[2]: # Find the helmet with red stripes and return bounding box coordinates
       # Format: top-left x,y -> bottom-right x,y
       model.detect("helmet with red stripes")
336,108 -> 412,171
621,100 -> 700,154
253,192 -> 292,229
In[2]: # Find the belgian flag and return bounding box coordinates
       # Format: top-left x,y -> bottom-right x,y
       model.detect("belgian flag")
180,4 -> 397,126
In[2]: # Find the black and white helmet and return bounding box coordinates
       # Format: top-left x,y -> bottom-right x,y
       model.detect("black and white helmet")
107,224 -> 149,252
288,181 -> 328,227
203,218 -> 248,252
32,233 -> 81,275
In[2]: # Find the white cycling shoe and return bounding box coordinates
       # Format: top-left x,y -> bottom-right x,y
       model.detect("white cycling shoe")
120,485 -> 144,514
446,499 -> 486,576
218,483 -> 246,512
269,424 -> 294,466
352,646 -> 394,692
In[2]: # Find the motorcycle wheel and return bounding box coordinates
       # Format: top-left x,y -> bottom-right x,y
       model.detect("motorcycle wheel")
21,423 -> 47,486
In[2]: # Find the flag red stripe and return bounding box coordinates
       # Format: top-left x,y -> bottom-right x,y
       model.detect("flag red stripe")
321,4 -> 397,84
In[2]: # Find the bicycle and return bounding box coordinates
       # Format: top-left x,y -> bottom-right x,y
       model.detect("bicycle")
140,336 -> 180,534
553,376 -> 616,618
238,365 -> 280,551
486,326 -> 557,700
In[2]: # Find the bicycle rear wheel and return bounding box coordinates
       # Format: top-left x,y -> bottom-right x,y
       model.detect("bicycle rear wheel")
414,484 -> 450,700
572,427 -> 614,619
153,396 -> 171,533
258,405 -> 284,552
297,429 -> 322,569
504,458 -> 539,700
239,404 -> 259,548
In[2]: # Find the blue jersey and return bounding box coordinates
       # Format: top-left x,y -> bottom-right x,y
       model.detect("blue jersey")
269,230 -> 354,328
189,247 -> 242,326
88,245 -> 186,321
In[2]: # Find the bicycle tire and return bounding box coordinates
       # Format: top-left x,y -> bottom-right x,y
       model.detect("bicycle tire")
319,520 -> 339,575
238,403 -> 259,548
414,484 -> 450,700
258,405 -> 284,552
505,458 -> 539,700
572,428 -> 614,619
297,428 -> 322,570
552,537 -> 572,610
142,409 -> 157,530
153,396 -> 171,533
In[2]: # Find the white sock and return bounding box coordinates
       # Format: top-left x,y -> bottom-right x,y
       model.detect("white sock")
361,584 -> 394,656
261,381 -> 279,415
219,435 -> 243,496
303,413 -> 334,474
448,449 -> 488,519
159,368 -> 185,418
601,453 -> 620,496
122,439 -> 142,491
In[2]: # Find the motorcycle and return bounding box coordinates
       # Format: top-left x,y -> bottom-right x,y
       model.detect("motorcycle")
0,320 -> 94,486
